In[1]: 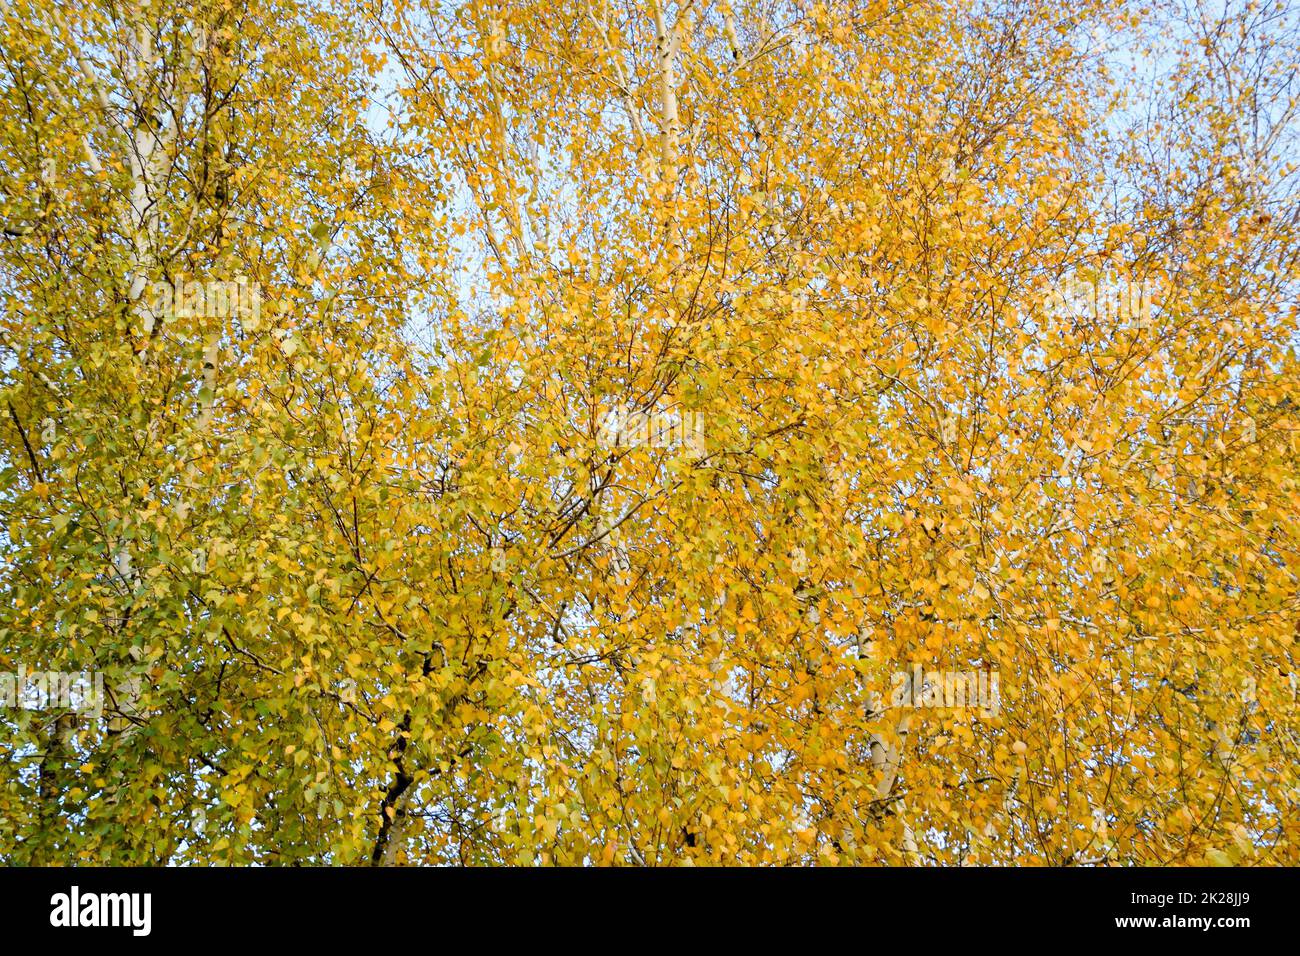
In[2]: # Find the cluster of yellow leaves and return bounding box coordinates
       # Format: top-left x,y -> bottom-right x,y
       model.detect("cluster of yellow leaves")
0,0 -> 1297,865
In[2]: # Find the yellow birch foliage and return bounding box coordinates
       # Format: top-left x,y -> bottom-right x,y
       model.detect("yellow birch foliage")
1,0 -> 1297,865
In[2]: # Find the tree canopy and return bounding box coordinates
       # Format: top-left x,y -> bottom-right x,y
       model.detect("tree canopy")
2,0 -> 1298,865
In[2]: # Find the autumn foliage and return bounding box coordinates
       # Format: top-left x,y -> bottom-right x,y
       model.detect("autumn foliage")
1,0 -> 1298,865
